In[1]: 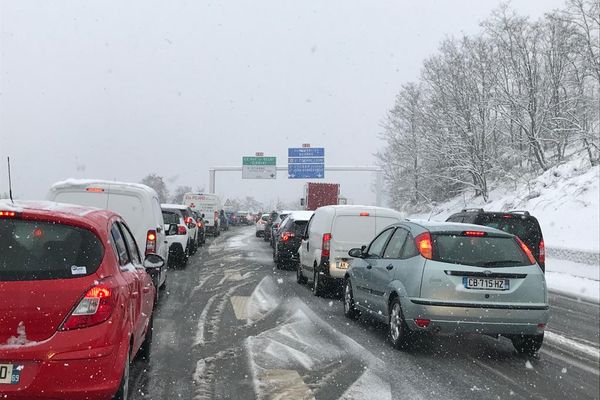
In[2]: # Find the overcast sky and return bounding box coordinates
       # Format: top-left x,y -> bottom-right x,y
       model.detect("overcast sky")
0,0 -> 564,207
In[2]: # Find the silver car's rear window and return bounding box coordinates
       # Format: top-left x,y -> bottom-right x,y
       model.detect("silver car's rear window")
431,234 -> 531,268
0,219 -> 104,281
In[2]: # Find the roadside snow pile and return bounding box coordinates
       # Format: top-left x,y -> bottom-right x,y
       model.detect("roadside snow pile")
245,277 -> 280,323
545,257 -> 600,303
413,157 -> 599,253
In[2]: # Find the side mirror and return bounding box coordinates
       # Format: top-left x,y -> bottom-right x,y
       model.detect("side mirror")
144,253 -> 165,270
348,248 -> 364,258
166,223 -> 178,236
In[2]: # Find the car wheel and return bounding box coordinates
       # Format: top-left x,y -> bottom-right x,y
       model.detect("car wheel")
296,265 -> 307,284
113,347 -> 130,400
137,316 -> 154,361
343,279 -> 360,320
312,267 -> 324,297
511,333 -> 544,355
159,270 -> 167,290
388,298 -> 412,350
180,246 -> 189,269
256,231 -> 260,237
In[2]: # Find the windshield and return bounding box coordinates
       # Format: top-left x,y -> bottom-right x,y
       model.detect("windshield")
0,219 -> 104,281
431,234 -> 532,268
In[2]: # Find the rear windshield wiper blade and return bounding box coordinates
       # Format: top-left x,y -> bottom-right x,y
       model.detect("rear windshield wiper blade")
481,260 -> 525,267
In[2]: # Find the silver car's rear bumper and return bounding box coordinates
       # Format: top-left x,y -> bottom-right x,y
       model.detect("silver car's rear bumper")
404,298 -> 549,335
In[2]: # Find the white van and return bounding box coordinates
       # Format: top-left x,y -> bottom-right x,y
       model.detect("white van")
183,193 -> 222,236
47,179 -> 169,291
298,205 -> 404,296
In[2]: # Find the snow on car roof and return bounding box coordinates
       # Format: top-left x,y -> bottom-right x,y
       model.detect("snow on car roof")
161,203 -> 188,210
0,200 -> 99,217
288,211 -> 314,221
50,178 -> 158,196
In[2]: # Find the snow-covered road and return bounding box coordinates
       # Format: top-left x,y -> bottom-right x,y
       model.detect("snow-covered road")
128,226 -> 600,400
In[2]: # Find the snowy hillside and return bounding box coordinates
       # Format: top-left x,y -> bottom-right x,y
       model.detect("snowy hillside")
413,157 -> 600,253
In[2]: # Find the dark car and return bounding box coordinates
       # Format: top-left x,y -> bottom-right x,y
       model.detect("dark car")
273,211 -> 313,269
446,209 -> 545,271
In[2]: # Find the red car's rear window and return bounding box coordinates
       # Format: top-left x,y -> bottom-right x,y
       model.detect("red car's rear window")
0,219 -> 104,281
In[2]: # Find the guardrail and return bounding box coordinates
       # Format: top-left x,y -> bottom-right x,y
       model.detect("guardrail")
547,247 -> 600,266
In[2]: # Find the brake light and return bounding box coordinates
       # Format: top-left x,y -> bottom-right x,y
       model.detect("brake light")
539,240 -> 545,265
178,225 -> 187,235
146,230 -> 157,255
61,283 -> 116,330
321,233 -> 332,258
85,187 -> 105,193
415,232 -> 433,259
0,211 -> 17,217
197,221 -> 203,228
414,318 -> 431,328
516,237 -> 536,264
359,212 -> 370,216
463,231 -> 486,237
281,231 -> 295,242
503,214 -> 513,219
185,217 -> 193,224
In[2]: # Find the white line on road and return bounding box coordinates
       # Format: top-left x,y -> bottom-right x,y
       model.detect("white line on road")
545,331 -> 600,361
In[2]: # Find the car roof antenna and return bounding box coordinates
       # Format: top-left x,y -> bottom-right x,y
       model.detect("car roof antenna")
7,156 -> 14,204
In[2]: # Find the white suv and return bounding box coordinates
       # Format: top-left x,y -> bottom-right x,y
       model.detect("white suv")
298,205 -> 404,296
161,204 -> 199,268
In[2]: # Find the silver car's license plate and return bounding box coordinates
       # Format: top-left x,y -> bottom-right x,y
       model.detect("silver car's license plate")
463,277 -> 509,290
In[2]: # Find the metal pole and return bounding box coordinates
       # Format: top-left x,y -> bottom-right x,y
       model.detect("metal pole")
209,169 -> 216,193
375,170 -> 383,207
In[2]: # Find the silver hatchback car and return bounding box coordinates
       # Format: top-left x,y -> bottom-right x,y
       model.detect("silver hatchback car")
343,220 -> 549,354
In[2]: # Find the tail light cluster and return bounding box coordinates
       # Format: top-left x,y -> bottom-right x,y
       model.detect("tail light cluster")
185,217 -> 194,225
178,225 -> 187,235
0,211 -> 17,217
145,230 -> 157,255
61,281 -> 117,330
321,233 -> 332,258
281,231 -> 295,242
538,240 -> 545,266
516,237 -> 537,265
415,232 -> 433,259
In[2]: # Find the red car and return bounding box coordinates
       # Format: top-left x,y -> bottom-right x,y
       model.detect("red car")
0,201 -> 161,400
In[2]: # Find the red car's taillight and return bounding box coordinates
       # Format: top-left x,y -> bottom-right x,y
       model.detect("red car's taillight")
178,225 -> 187,235
538,240 -> 545,266
146,230 -> 157,255
415,232 -> 433,260
321,233 -> 332,258
61,283 -> 117,331
281,231 -> 295,242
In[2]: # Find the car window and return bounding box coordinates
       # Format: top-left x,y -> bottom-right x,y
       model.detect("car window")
431,234 -> 531,267
119,222 -> 142,265
110,223 -> 131,266
447,215 -> 464,223
293,220 -> 308,235
0,218 -> 104,281
304,215 -> 314,238
163,210 -> 180,225
383,228 -> 409,259
366,228 -> 394,258
400,233 -> 419,259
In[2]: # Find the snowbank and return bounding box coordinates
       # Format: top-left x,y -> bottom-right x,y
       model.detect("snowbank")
413,158 -> 599,253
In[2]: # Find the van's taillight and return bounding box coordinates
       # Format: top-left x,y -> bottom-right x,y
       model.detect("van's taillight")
281,231 -> 295,242
178,225 -> 187,235
538,240 -> 545,266
85,187 -> 105,193
321,233 -> 332,258
146,230 -> 157,255
415,232 -> 433,259
516,237 -> 536,264
0,211 -> 17,217
359,212 -> 370,216
61,283 -> 116,330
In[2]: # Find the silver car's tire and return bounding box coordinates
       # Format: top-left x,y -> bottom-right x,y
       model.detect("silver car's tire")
511,333 -> 544,355
343,279 -> 360,320
388,298 -> 412,350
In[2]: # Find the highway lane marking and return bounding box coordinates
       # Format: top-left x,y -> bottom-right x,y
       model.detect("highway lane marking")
257,369 -> 315,400
541,346 -> 600,376
231,296 -> 250,319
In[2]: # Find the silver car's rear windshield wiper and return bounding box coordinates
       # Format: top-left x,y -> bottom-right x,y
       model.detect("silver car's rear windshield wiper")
481,260 -> 525,267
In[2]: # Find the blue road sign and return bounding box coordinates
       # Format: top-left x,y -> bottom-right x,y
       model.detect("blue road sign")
288,147 -> 325,179
288,148 -> 325,158
288,163 -> 324,179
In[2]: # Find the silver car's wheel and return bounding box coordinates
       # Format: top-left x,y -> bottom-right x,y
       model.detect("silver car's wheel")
343,279 -> 359,319
388,298 -> 411,349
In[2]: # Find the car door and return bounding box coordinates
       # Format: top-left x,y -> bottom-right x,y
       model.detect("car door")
299,215 -> 314,275
110,223 -> 141,342
119,221 -> 154,346
361,228 -> 395,313
371,228 -> 409,314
